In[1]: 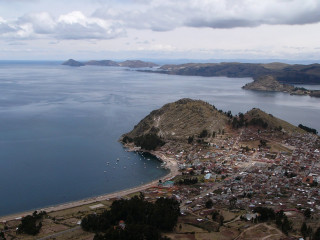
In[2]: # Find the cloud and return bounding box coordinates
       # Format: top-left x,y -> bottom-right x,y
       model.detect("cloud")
1,0 -> 320,41
94,0 -> 320,30
55,11 -> 125,39
0,11 -> 125,40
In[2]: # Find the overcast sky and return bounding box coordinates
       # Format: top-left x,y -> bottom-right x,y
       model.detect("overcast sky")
0,0 -> 320,61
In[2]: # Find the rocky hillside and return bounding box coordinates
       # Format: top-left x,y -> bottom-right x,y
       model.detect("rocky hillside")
242,75 -> 294,92
120,98 -> 309,150
121,98 -> 229,142
244,108 -> 304,134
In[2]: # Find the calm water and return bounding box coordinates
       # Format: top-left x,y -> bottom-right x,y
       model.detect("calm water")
0,62 -> 319,216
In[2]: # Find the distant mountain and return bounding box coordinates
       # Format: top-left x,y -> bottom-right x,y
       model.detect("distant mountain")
157,62 -> 320,85
85,60 -> 119,66
62,59 -> 158,68
62,59 -> 85,67
119,60 -> 158,68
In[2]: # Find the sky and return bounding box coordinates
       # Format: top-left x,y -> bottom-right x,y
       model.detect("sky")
0,0 -> 320,61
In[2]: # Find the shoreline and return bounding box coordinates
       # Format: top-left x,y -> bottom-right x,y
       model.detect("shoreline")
0,148 -> 179,223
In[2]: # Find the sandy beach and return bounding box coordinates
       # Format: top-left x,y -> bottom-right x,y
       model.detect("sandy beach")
0,151 -> 179,223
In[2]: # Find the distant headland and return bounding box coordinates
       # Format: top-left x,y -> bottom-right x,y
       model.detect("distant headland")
242,75 -> 320,98
143,62 -> 320,85
62,59 -> 158,68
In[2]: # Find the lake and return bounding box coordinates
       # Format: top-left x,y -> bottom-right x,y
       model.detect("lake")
0,62 -> 319,216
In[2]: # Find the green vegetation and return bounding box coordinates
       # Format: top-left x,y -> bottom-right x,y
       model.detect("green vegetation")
122,136 -> 133,143
199,129 -> 208,138
249,117 -> 268,129
252,208 -> 292,235
294,87 -> 308,91
314,227 -> 320,240
81,194 -> 180,240
133,134 -> 165,150
298,124 -> 318,134
275,210 -> 292,235
212,211 -> 224,226
300,222 -> 313,239
303,208 -> 311,219
17,211 -> 46,235
231,113 -> 246,129
187,136 -> 194,144
253,207 -> 275,221
0,231 -> 6,240
205,199 -> 213,209
176,177 -> 198,185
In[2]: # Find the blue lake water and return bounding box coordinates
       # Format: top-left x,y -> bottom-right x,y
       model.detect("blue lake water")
0,62 -> 319,216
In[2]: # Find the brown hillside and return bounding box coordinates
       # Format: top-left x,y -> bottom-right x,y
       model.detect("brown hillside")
122,98 -> 229,141
245,108 -> 304,134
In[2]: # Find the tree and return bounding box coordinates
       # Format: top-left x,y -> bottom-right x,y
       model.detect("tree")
229,197 -> 237,209
199,129 -> 208,138
212,211 -> 219,221
253,207 -> 275,221
219,215 -> 224,226
314,227 -> 320,240
307,226 -> 313,240
133,134 -> 165,150
188,136 -> 194,144
281,216 -> 292,235
0,231 -> 6,240
301,222 -> 308,239
304,208 -> 311,219
205,199 -> 213,209
16,211 -> 46,236
82,196 -> 180,240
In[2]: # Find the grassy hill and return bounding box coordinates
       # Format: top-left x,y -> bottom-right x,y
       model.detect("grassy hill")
121,98 -> 229,143
244,108 -> 305,134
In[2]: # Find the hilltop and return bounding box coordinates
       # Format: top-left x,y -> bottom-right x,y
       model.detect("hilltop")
121,98 -> 229,142
120,98 -> 306,150
62,59 -> 85,67
244,108 -> 304,134
62,59 -> 158,68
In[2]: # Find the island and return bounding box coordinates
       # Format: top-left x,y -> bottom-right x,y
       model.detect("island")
242,75 -> 320,97
1,99 -> 320,240
62,59 -> 158,68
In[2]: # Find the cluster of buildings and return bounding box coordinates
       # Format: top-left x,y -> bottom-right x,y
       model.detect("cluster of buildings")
145,129 -> 320,221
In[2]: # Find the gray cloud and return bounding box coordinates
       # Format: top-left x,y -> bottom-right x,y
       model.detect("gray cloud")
94,0 -> 320,30
0,11 -> 125,40
1,0 -> 320,41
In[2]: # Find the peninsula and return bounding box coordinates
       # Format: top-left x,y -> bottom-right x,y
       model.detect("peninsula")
146,62 -> 320,85
242,75 -> 320,97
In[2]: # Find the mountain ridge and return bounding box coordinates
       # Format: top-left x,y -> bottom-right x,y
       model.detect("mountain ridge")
157,62 -> 320,84
62,59 -> 158,68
